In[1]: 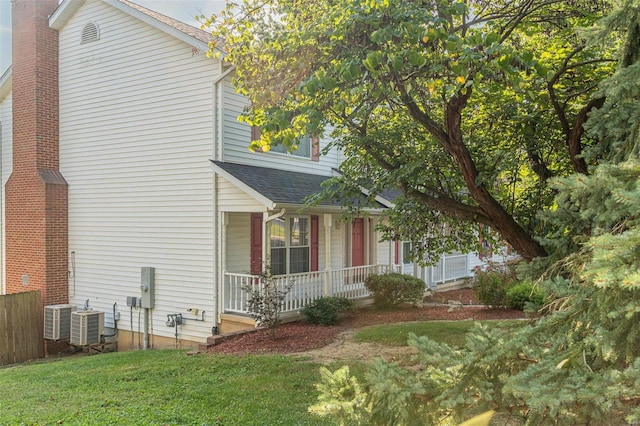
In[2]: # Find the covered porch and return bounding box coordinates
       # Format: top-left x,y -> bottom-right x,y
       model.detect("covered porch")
211,161 -> 398,326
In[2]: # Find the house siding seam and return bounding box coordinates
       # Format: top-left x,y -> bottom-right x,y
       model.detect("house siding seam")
0,93 -> 12,295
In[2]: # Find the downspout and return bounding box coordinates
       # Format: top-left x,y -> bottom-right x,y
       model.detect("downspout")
212,64 -> 236,332
263,208 -> 286,269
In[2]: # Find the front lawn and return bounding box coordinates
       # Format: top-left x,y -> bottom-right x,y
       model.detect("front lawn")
0,350 -> 326,425
354,320 -> 524,348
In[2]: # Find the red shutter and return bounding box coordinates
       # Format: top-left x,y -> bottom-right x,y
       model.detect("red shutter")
311,137 -> 320,162
251,126 -> 261,142
311,215 -> 319,271
250,213 -> 263,274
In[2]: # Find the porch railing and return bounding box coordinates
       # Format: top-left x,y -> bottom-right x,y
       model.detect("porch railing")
429,254 -> 469,286
224,264 -> 399,316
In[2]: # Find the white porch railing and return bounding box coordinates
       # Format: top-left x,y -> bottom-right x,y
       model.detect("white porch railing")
429,254 -> 469,286
224,264 -> 399,316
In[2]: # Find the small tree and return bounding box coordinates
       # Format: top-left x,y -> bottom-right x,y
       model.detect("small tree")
242,266 -> 292,339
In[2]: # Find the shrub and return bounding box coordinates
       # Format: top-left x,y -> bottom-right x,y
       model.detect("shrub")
472,261 -> 519,308
242,267 -> 292,338
301,297 -> 355,325
365,273 -> 426,309
505,281 -> 545,311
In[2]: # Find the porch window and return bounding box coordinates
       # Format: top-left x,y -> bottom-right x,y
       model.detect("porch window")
270,216 -> 310,275
402,242 -> 413,264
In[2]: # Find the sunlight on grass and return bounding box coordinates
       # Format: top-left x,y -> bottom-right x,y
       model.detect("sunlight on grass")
354,320 -> 523,348
0,350 -> 326,425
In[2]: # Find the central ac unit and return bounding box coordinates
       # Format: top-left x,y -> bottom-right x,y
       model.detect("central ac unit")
70,311 -> 104,346
44,304 -> 76,340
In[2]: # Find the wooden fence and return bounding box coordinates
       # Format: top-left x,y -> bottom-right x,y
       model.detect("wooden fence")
0,291 -> 44,366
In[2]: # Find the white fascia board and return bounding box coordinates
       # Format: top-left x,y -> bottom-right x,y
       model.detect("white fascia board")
50,0 -> 210,52
50,0 -> 85,30
103,0 -> 209,51
0,66 -> 11,103
330,168 -> 396,208
210,162 -> 275,210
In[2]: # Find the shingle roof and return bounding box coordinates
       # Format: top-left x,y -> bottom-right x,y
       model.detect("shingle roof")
118,0 -> 214,45
212,161 -> 339,206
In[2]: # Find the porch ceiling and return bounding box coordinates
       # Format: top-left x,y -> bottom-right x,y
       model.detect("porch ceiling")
210,161 -> 390,210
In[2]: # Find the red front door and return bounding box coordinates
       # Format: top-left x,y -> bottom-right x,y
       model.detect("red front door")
351,218 -> 365,267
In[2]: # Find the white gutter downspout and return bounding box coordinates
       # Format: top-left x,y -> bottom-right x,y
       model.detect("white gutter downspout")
212,63 -> 236,331
263,208 -> 286,271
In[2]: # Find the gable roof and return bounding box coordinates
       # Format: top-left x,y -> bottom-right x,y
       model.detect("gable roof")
50,0 -> 222,54
211,161 -> 392,211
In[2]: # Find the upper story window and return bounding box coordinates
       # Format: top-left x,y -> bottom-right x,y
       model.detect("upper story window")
252,126 -> 320,161
269,134 -> 311,158
81,23 -> 100,44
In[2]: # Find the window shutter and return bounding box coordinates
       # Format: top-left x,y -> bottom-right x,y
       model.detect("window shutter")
311,137 -> 320,162
311,215 -> 319,271
250,213 -> 263,274
251,126 -> 261,142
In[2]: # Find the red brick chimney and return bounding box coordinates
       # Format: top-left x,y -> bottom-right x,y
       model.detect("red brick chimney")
6,0 -> 68,308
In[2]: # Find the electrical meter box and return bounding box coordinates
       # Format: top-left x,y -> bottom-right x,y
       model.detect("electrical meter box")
140,267 -> 155,308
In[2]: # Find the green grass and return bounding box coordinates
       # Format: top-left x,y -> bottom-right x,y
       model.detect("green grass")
0,350 -> 327,425
354,320 -> 523,348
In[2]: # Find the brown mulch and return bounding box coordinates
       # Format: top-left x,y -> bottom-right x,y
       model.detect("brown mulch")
207,288 -> 526,356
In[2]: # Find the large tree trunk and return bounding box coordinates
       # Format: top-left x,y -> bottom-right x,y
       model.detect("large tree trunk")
444,98 -> 548,260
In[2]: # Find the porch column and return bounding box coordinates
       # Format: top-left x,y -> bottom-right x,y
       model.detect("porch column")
323,214 -> 333,296
264,216 -> 271,271
370,217 -> 378,267
220,212 -> 227,318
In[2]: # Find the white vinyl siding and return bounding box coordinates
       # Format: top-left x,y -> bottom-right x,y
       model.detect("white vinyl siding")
58,0 -> 218,342
219,76 -> 341,174
217,176 -> 266,212
0,92 -> 11,294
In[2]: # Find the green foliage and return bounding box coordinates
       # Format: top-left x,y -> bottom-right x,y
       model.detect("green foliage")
308,366 -> 371,424
301,296 -> 355,325
0,351 -> 325,425
505,281 -> 546,311
242,267 -> 292,338
471,261 -> 518,308
364,273 -> 426,309
204,0 -> 615,261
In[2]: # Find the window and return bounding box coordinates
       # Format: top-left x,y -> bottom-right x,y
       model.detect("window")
268,135 -> 311,158
81,23 -> 100,44
402,242 -> 413,264
270,216 -> 310,275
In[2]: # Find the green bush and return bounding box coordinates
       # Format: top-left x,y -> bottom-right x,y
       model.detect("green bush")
505,281 -> 545,311
364,273 -> 426,309
301,297 -> 355,325
472,261 -> 518,308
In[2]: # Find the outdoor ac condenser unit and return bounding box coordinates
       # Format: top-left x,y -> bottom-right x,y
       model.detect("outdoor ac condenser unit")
70,311 -> 104,346
44,304 -> 76,340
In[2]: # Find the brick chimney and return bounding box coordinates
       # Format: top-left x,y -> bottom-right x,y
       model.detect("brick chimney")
6,0 -> 68,308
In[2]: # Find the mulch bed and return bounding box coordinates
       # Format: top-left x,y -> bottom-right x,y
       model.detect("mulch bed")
208,288 -> 526,355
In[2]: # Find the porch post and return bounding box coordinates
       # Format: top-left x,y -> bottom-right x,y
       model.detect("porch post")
262,212 -> 272,272
323,214 -> 332,296
220,212 -> 228,317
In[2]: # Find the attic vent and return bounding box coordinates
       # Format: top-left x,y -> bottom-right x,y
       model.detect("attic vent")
81,22 -> 100,44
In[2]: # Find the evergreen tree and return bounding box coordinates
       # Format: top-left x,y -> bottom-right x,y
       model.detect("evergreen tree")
310,1 -> 640,424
